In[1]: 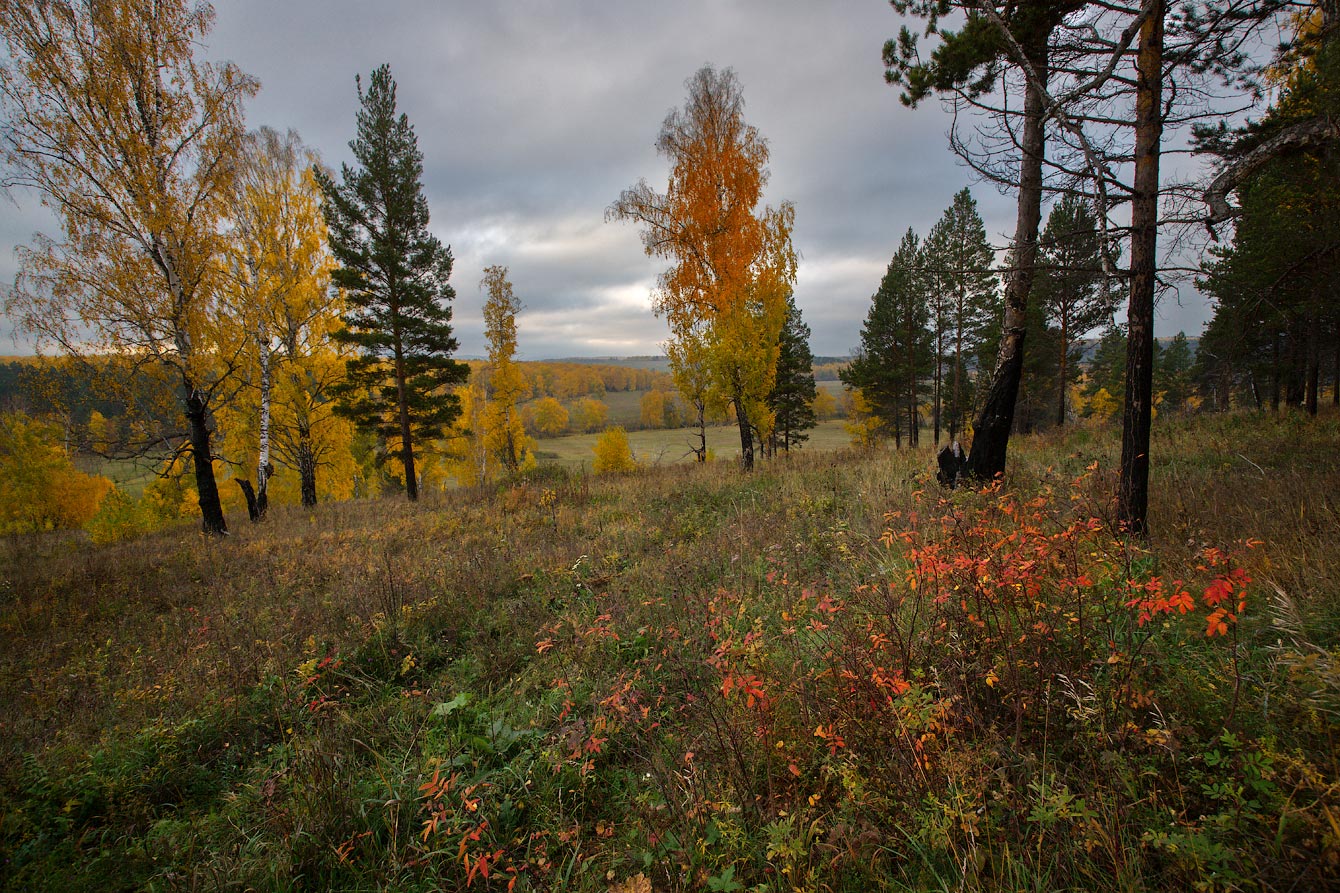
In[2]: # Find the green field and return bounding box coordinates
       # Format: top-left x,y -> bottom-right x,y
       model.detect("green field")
72,455 -> 158,499
535,418 -> 853,468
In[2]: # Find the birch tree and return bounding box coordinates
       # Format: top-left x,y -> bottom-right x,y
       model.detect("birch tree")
221,128 -> 352,510
0,0 -> 258,535
480,265 -> 531,473
609,66 -> 796,472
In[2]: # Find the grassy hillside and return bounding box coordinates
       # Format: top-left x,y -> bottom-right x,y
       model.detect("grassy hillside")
2,412 -> 1338,891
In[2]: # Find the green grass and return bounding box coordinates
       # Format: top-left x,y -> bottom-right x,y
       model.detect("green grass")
536,419 -> 853,467
2,410 -> 1338,892
72,455 -> 158,499
588,389 -> 645,428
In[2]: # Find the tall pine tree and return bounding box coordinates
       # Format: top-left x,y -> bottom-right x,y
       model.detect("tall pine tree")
923,188 -> 998,443
841,229 -> 931,448
765,294 -> 817,454
316,65 -> 468,501
1034,195 -> 1115,427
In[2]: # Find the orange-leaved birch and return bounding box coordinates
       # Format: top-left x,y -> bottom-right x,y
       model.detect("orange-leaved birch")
0,0 -> 258,535
609,66 -> 796,471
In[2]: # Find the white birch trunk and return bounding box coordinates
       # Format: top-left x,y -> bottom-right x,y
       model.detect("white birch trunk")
257,317 -> 272,500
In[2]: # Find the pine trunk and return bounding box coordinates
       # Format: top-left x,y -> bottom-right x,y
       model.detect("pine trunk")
1333,313 -> 1339,406
1306,306 -> 1319,417
1056,314 -> 1069,428
1271,332 -> 1282,412
394,339 -> 418,501
951,300 -> 964,442
1116,2 -> 1165,537
933,323 -> 943,446
967,46 -> 1047,480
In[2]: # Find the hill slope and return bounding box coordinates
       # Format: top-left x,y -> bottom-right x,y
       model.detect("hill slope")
2,412 -> 1338,891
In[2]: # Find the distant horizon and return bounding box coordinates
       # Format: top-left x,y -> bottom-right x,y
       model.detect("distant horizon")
0,334 -> 1199,368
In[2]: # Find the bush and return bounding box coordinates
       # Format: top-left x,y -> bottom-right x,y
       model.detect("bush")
592,426 -> 637,474
0,411 -> 113,533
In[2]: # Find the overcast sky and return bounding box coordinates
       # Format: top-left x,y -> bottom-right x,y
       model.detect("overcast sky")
1,0 -> 1237,359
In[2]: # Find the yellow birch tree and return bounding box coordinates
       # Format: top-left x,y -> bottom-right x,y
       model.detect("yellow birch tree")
219,128 -> 354,511
0,0 -> 258,535
480,265 -> 532,473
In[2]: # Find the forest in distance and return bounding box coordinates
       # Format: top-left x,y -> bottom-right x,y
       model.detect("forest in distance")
2,1 -> 1340,891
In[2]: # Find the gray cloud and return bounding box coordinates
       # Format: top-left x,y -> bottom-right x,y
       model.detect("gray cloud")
1,0 -> 1224,357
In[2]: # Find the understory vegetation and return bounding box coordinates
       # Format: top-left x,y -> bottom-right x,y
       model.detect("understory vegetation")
2,411 -> 1338,892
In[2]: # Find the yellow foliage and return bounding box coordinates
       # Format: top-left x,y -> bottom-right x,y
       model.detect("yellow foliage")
1086,387 -> 1120,422
810,388 -> 838,420
216,129 -> 354,507
0,412 -> 112,534
480,266 -> 533,473
844,390 -> 886,448
609,67 -> 796,467
524,397 -> 569,436
592,426 -> 638,474
570,397 -> 610,433
444,381 -> 493,487
640,390 -> 667,428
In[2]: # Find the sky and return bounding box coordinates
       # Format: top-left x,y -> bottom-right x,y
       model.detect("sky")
0,0 -> 1241,360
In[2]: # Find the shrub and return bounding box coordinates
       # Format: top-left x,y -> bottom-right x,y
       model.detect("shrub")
592,426 -> 637,474
0,410 -> 113,533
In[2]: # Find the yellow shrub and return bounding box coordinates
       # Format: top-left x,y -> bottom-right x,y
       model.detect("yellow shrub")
592,426 -> 637,474
0,411 -> 113,533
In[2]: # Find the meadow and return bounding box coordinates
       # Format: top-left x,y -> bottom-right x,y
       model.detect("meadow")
1,411 -> 1337,891
536,419 -> 853,468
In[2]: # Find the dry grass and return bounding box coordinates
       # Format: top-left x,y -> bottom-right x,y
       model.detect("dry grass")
1,409 -> 1337,891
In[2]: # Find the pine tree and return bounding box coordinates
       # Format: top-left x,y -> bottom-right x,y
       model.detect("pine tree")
1155,332 -> 1196,414
316,65 -> 468,502
923,188 -> 998,443
766,295 -> 818,454
841,229 -> 931,448
1034,195 -> 1116,427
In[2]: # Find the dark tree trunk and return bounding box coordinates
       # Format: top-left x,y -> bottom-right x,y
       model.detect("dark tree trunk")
298,428 -> 318,508
1057,315 -> 1069,428
734,396 -> 754,471
1116,3 -> 1164,538
394,348 -> 418,502
236,479 -> 260,522
968,45 -> 1048,481
184,387 -> 228,535
933,331 -> 942,446
1271,332 -> 1281,412
1333,314 -> 1339,406
691,398 -> 708,463
951,324 -> 964,442
1306,308 -> 1320,416
1286,328 -> 1305,406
